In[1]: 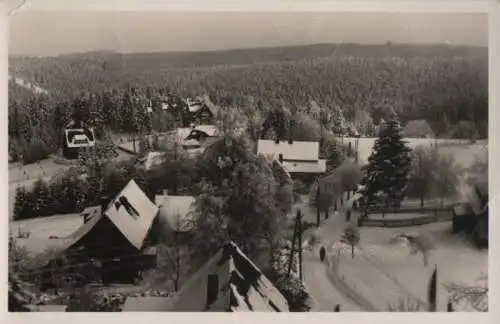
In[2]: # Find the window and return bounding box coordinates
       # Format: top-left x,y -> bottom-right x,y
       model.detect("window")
206,274 -> 219,309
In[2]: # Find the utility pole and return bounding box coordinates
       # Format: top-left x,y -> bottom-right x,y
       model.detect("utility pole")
297,209 -> 303,282
316,180 -> 321,227
287,212 -> 298,277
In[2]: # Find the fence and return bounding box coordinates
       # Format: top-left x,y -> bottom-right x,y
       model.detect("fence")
360,212 -> 453,228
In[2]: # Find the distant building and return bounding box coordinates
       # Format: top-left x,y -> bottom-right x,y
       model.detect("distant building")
155,193 -> 196,244
137,151 -> 165,171
257,139 -> 325,183
162,241 -> 289,312
62,119 -> 96,159
175,124 -> 219,154
184,96 -> 217,125
452,183 -> 488,248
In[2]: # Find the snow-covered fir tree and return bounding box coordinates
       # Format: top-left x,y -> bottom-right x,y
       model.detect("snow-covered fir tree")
360,113 -> 412,215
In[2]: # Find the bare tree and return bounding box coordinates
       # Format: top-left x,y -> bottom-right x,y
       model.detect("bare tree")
407,145 -> 439,210
341,224 -> 360,258
398,233 -> 435,267
157,212 -> 190,292
444,275 -> 488,312
434,153 -> 459,207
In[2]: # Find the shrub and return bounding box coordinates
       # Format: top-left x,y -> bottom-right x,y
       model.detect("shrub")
21,138 -> 54,165
273,274 -> 311,312
403,120 -> 435,138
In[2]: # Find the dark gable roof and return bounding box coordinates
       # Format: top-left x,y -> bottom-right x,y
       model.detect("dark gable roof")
170,241 -> 288,312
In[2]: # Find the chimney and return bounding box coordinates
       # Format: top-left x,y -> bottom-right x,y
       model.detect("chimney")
163,189 -> 169,196
288,120 -> 295,144
100,196 -> 109,214
278,153 -> 283,163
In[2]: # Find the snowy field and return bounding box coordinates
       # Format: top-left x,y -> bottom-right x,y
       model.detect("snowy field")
343,137 -> 487,168
332,222 -> 487,312
10,213 -> 82,255
8,150 -> 135,219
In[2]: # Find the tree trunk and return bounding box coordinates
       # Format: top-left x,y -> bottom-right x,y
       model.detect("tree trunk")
420,195 -> 424,211
423,252 -> 428,267
351,245 -> 355,259
173,278 -> 179,292
325,208 -> 329,220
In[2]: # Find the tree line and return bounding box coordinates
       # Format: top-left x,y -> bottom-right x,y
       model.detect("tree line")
9,43 -> 488,165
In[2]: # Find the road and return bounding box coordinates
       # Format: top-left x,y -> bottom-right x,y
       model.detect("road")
300,203 -> 366,312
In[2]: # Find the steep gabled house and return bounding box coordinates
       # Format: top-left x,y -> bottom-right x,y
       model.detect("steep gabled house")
257,139 -> 326,184
164,242 -> 289,312
28,180 -> 160,290
62,119 -> 96,159
175,124 -> 219,154
184,96 -> 216,125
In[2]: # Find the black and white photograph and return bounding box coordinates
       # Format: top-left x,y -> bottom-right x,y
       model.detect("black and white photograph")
6,5 -> 490,313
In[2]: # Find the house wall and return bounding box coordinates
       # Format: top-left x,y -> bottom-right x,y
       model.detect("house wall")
172,250 -> 231,312
70,216 -> 146,284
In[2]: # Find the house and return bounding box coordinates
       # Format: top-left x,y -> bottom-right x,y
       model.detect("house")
262,153 -> 292,181
155,194 -> 196,243
62,119 -> 96,160
185,125 -> 218,143
452,183 -> 488,248
257,139 -> 326,183
28,180 -> 160,290
175,124 -> 219,153
185,96 -> 216,125
165,241 -> 289,312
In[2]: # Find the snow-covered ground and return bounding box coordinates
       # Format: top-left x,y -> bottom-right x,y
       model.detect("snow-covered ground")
10,213 -> 82,255
8,150 -> 135,219
330,222 -> 487,312
8,75 -> 49,95
343,137 -> 487,169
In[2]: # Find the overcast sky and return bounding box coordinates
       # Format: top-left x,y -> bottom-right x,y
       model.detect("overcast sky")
9,11 -> 488,56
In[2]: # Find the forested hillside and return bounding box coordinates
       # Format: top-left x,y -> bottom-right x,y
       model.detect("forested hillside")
8,43 -> 488,164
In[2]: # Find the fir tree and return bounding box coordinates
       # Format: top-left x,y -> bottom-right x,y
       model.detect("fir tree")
32,179 -> 50,217
360,116 -> 412,215
13,186 -> 29,220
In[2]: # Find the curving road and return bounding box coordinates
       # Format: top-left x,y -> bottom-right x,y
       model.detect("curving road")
300,205 -> 367,312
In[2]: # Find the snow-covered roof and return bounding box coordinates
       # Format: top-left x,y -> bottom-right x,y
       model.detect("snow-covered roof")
281,159 -> 326,174
169,241 -> 289,312
104,180 -> 159,250
186,99 -> 203,113
176,128 -> 194,141
155,195 -> 196,232
257,140 -> 320,162
142,151 -> 164,170
183,139 -> 201,148
80,205 -> 101,222
194,124 -> 218,137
